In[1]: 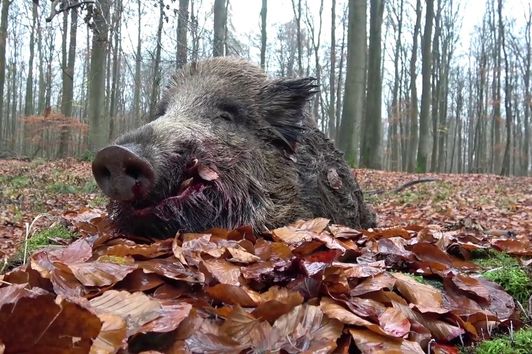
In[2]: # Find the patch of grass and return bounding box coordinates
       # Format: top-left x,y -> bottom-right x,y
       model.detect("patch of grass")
24,224 -> 77,254
88,194 -> 108,208
0,175 -> 31,189
3,225 -> 78,273
47,182 -> 79,194
82,180 -> 99,194
474,328 -> 532,354
80,150 -> 95,162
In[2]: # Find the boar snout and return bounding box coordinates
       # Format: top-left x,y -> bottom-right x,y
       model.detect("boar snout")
92,145 -> 155,202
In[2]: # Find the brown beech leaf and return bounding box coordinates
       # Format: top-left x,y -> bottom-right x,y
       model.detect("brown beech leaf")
363,227 -> 412,240
141,299 -> 192,333
68,261 -> 137,287
377,307 -> 411,338
45,237 -> 94,264
272,304 -> 344,353
90,313 -> 127,354
0,294 -> 101,354
349,328 -> 424,354
0,283 -> 49,306
226,246 -> 261,263
272,226 -> 315,245
116,269 -> 165,292
320,297 -> 405,338
451,274 -> 491,302
106,238 -> 173,258
220,306 -> 277,349
1,267 -> 53,290
393,272 -> 448,314
328,224 -> 363,239
328,262 -> 385,279
50,262 -> 88,298
491,239 -> 532,256
202,258 -> 241,285
343,297 -> 387,320
350,272 -> 396,296
89,290 -> 162,336
185,332 -> 245,353
138,257 -> 205,283
392,301 -> 465,341
292,217 -> 331,234
252,287 -> 304,322
205,284 -> 258,307
476,277 -> 516,321
411,242 -> 478,271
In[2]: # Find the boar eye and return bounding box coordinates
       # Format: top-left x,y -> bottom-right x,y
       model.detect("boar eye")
217,101 -> 241,122
218,112 -> 234,121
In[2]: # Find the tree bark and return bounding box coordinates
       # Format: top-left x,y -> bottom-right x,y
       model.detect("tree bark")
58,8 -> 78,158
133,0 -> 142,125
0,0 -> 11,147
389,0 -> 404,171
328,0 -> 336,140
148,0 -> 164,120
360,0 -> 384,169
416,0 -> 434,172
337,0 -> 366,166
87,0 -> 111,152
213,0 -> 226,57
407,0 -> 421,172
176,0 -> 189,69
260,0 -> 267,69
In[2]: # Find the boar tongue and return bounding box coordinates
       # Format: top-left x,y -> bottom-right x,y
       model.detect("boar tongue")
197,164 -> 219,181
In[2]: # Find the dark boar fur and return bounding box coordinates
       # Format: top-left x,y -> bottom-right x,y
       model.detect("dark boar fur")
93,57 -> 376,237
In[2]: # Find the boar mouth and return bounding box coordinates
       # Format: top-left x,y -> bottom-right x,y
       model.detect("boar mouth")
131,159 -> 220,217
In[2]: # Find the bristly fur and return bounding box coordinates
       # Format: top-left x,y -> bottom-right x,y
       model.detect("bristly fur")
107,57 -> 376,237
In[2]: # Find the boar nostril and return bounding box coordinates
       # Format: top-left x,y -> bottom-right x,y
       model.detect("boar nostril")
92,145 -> 155,201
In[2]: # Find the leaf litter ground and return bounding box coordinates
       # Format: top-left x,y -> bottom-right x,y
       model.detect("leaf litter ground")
0,159 -> 530,353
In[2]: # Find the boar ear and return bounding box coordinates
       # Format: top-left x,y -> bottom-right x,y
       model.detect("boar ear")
261,77 -> 318,149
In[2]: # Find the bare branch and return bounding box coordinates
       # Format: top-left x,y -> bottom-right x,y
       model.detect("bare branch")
45,0 -> 95,22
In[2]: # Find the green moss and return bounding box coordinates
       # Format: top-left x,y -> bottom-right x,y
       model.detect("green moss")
472,249 -> 519,269
475,328 -> 532,354
482,267 -> 532,304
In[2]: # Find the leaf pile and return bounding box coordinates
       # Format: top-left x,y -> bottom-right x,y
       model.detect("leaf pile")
0,211 -> 526,353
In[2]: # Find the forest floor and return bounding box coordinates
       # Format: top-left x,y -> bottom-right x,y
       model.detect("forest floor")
1,158 -> 530,259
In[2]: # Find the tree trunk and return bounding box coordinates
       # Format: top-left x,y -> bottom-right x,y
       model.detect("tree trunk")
260,0 -> 267,69
407,0 -> 421,172
108,0 -> 122,140
213,0 -> 226,57
389,0 -> 404,171
87,0 -> 111,152
0,0 -> 11,147
24,2 -> 37,117
58,9 -> 78,158
176,0 -> 189,69
148,0 -> 164,120
133,0 -> 142,125
360,0 -> 384,169
337,0 -> 366,166
327,0 -> 336,140
499,0 -> 512,176
416,0 -> 434,172
430,1 -> 441,172
291,0 -> 303,76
